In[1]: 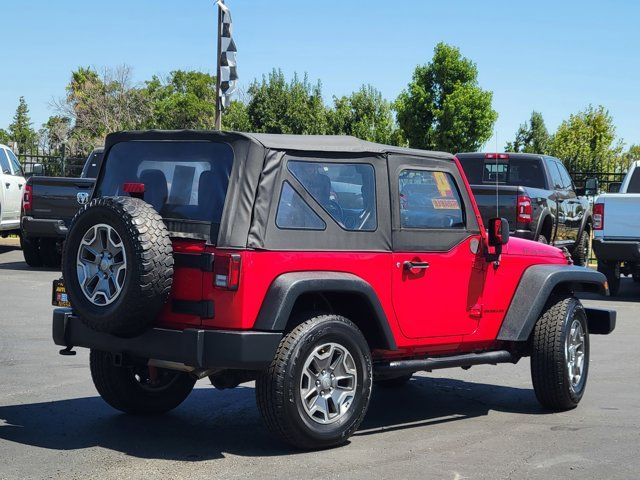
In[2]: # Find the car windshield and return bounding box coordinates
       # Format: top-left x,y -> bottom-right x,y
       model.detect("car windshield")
458,157 -> 546,189
96,141 -> 234,226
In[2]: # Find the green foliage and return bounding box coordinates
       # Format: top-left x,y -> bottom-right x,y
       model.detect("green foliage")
0,128 -> 10,145
621,144 -> 640,171
41,116 -> 71,153
395,42 -> 497,152
505,111 -> 550,154
549,105 -> 623,174
144,70 -> 217,129
328,85 -> 402,144
222,100 -> 252,131
9,97 -> 37,153
246,70 -> 328,134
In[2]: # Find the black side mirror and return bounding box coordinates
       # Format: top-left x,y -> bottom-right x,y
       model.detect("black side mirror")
585,177 -> 599,196
488,217 -> 510,247
608,182 -> 621,193
32,163 -> 44,175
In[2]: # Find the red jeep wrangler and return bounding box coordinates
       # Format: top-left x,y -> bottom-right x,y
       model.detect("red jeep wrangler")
52,130 -> 615,450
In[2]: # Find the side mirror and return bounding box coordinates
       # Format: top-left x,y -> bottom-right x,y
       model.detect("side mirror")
488,217 -> 510,247
32,163 -> 44,175
585,177 -> 599,196
608,182 -> 621,193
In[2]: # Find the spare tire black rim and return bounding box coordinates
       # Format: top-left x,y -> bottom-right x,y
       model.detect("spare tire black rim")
76,223 -> 127,306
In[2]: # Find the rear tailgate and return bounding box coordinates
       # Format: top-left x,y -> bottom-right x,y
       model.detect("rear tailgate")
599,194 -> 640,239
469,185 -> 520,231
30,176 -> 95,226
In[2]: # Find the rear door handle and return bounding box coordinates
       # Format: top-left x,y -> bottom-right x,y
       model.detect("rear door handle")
5,183 -> 9,189
403,260 -> 430,271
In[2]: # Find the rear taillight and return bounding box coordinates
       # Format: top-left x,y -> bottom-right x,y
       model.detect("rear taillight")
485,153 -> 509,160
214,253 -> 241,290
516,195 -> 532,224
22,184 -> 33,213
593,203 -> 604,230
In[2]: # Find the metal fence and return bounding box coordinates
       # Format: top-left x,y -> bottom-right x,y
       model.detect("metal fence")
570,171 -> 627,194
17,148 -> 85,178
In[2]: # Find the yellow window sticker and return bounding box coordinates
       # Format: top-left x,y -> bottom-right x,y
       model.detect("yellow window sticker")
433,172 -> 453,197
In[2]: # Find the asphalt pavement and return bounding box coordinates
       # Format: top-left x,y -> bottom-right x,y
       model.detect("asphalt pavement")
0,245 -> 638,480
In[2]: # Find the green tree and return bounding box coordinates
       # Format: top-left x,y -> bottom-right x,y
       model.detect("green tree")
222,100 -> 252,131
621,144 -> 640,171
144,70 -> 217,129
0,128 -> 10,145
505,111 -> 550,154
395,42 -> 497,152
9,96 -> 37,153
328,85 -> 401,144
246,70 -> 328,134
549,105 -> 623,174
41,116 -> 71,153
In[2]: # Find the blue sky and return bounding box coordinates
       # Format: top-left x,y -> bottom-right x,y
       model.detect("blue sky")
2,0 -> 639,149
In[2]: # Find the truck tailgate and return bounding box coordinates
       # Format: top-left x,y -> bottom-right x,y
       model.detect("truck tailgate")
30,177 -> 95,226
470,185 -> 519,230
600,194 -> 640,239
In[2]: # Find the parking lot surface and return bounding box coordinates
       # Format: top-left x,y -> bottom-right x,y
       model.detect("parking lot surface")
1,245 -> 639,480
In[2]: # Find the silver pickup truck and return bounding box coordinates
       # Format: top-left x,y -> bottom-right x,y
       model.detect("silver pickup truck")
593,160 -> 640,295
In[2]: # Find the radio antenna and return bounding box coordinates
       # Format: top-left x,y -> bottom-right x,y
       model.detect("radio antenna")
495,131 -> 499,218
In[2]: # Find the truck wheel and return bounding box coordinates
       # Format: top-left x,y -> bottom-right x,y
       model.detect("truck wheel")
62,196 -> 173,337
20,236 -> 43,267
571,230 -> 589,267
40,239 -> 62,268
633,274 -> 640,283
597,261 -> 621,296
256,315 -> 372,450
530,295 -> 589,411
90,350 -> 195,414
375,373 -> 413,388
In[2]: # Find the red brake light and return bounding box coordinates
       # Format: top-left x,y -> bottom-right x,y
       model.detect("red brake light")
485,153 -> 509,160
22,184 -> 33,213
516,195 -> 532,224
593,203 -> 604,230
124,182 -> 145,193
214,253 -> 241,290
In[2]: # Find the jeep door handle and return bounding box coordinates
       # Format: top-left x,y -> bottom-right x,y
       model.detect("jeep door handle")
403,260 -> 430,271
4,183 -> 9,189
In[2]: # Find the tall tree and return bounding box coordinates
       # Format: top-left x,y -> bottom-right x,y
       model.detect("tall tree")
222,100 -> 252,132
9,97 -> 37,153
0,129 -> 10,146
505,111 -> 550,154
40,116 -> 71,153
246,70 -> 328,135
328,85 -> 402,145
144,70 -> 217,129
549,105 -> 623,174
395,42 -> 497,152
621,144 -> 640,171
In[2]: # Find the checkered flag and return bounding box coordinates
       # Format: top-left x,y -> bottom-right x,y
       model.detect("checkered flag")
217,0 -> 238,109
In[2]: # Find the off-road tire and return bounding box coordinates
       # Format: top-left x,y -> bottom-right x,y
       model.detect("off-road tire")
62,196 -> 173,337
256,315 -> 372,450
375,373 -> 413,388
90,350 -> 195,415
598,261 -> 621,296
40,238 -> 62,268
20,235 -> 43,267
571,229 -> 590,267
530,295 -> 589,411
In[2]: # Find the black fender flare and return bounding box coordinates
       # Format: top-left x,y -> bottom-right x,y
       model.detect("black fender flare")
534,209 -> 555,241
253,271 -> 397,350
497,264 -> 607,342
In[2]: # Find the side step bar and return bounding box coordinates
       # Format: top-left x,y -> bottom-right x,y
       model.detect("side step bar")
374,350 -> 517,378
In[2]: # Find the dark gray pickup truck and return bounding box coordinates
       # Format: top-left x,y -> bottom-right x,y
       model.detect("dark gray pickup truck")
20,148 -> 103,267
457,152 -> 593,266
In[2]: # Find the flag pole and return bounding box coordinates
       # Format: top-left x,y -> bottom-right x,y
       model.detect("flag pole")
214,0 -> 223,130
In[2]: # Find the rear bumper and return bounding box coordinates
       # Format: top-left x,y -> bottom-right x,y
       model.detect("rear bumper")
21,216 -> 68,238
592,238 -> 640,262
584,307 -> 616,335
52,308 -> 282,370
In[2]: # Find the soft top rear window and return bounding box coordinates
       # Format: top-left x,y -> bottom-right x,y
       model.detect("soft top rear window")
96,141 -> 233,235
458,157 -> 546,189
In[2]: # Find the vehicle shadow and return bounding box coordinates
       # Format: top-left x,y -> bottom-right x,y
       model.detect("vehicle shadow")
579,277 -> 639,303
0,245 -> 20,254
0,260 -> 59,272
0,376 -> 544,460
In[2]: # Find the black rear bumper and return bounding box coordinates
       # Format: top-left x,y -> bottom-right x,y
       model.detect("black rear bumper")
52,308 -> 282,370
22,216 -> 68,238
592,238 -> 640,263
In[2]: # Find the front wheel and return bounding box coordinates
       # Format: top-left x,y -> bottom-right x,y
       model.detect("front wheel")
256,315 -> 372,450
90,350 -> 195,415
530,295 -> 589,411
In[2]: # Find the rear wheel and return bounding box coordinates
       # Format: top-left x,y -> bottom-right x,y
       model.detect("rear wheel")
598,261 -> 621,296
256,315 -> 372,450
571,229 -> 590,266
531,295 -> 589,410
20,235 -> 43,267
90,350 -> 195,414
39,238 -> 62,268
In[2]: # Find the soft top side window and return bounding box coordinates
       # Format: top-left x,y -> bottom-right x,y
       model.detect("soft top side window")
288,160 -> 377,231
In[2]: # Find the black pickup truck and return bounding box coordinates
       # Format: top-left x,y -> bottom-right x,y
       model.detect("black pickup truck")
456,152 -> 593,266
20,148 -> 103,267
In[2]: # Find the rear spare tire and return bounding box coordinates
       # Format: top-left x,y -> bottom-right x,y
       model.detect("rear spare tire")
62,196 -> 173,337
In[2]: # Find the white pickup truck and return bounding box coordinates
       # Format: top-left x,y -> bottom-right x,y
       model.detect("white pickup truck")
593,160 -> 640,295
0,144 -> 26,237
